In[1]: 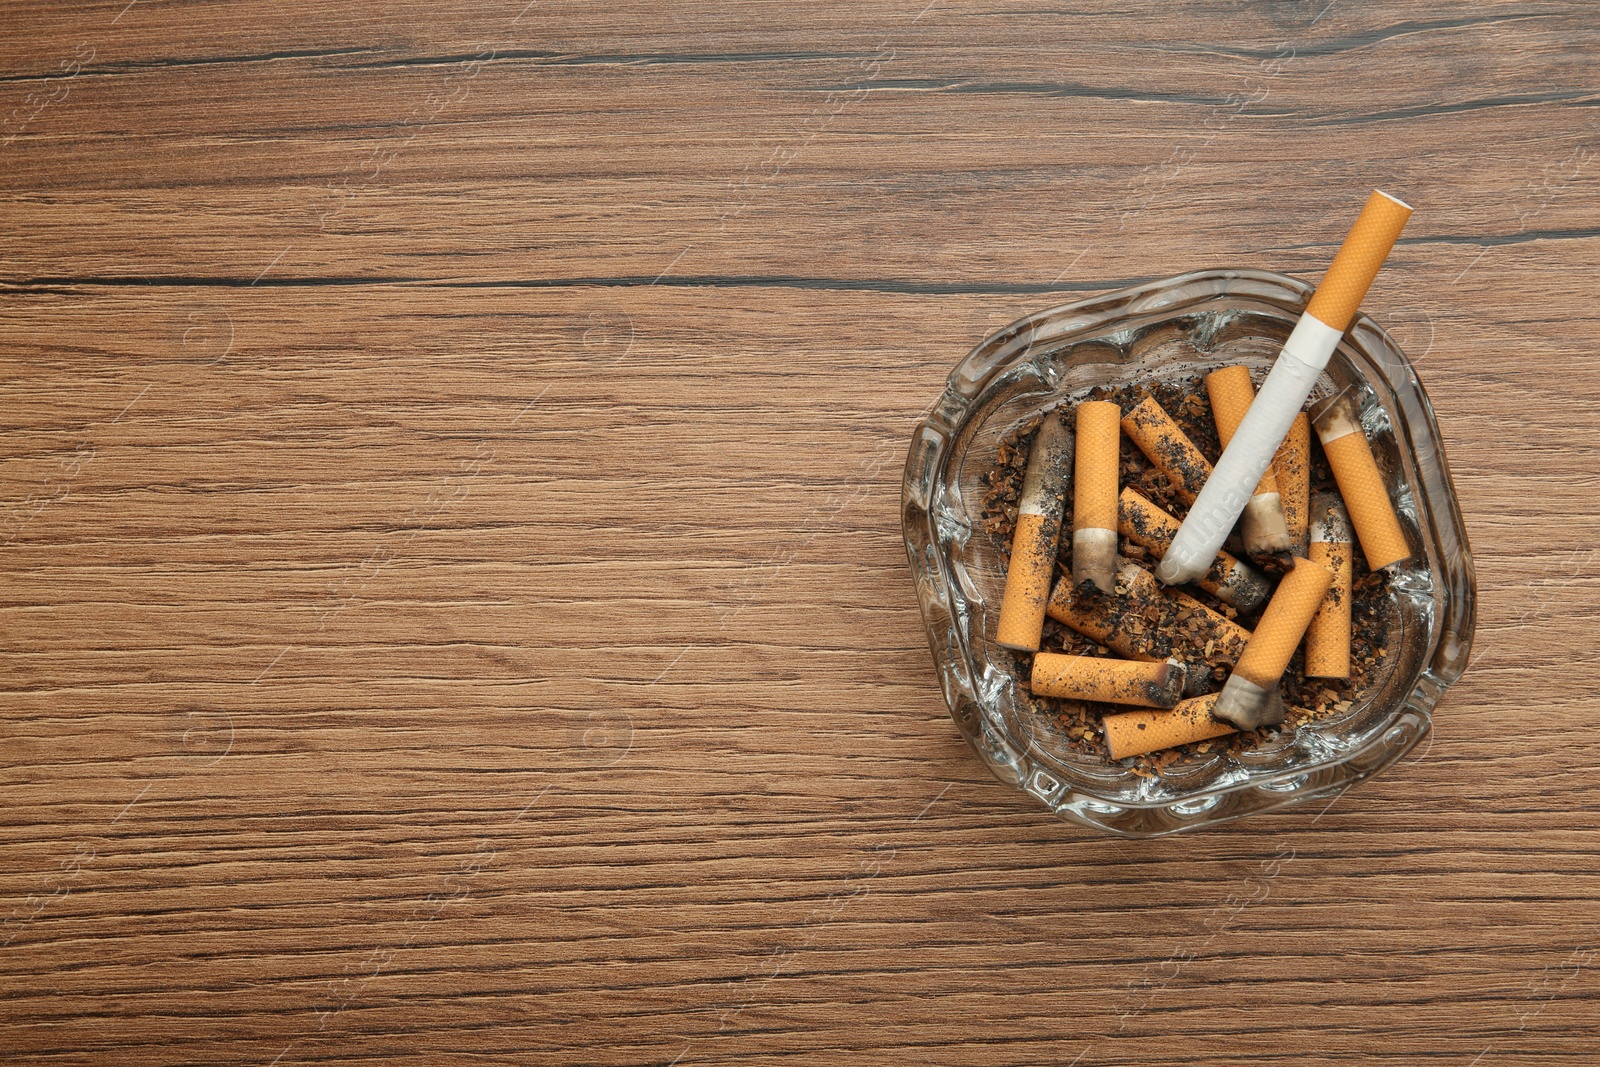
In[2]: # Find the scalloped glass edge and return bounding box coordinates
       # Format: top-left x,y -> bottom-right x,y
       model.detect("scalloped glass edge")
902,269 -> 1476,837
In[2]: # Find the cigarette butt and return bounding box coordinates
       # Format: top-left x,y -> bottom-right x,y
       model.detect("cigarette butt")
1169,585 -> 1252,665
996,415 -> 1076,651
1072,400 -> 1121,593
1276,413 -> 1312,558
1213,557 -> 1333,729
1102,693 -> 1237,760
1206,366 -> 1292,556
1031,652 -> 1184,709
1154,191 -> 1412,587
1233,558 -> 1334,688
1047,562 -> 1164,663
1121,396 -> 1212,505
1308,392 -> 1411,571
1305,190 -> 1415,333
1305,494 -> 1353,679
1209,674 -> 1288,731
1048,563 -> 1250,698
1117,487 -> 1271,613
1048,560 -> 1249,659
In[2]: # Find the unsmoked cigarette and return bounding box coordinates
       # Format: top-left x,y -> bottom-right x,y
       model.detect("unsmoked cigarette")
1155,190 -> 1413,587
1030,652 -> 1184,709
1308,392 -> 1411,571
1118,487 -> 1270,613
1275,413 -> 1312,558
1102,693 -> 1238,760
996,415 -> 1075,651
1121,396 -> 1211,505
1206,365 -> 1292,556
1212,557 -> 1333,729
1305,493 -> 1354,679
1072,400 -> 1121,593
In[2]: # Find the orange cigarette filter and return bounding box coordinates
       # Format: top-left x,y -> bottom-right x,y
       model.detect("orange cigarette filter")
1305,494 -> 1353,679
1308,392 -> 1410,571
1305,190 -> 1416,333
1121,396 -> 1211,505
1275,413 -> 1312,558
1117,487 -> 1270,613
996,415 -> 1075,651
1072,400 -> 1121,593
1102,693 -> 1237,760
1232,558 -> 1334,690
1030,652 -> 1184,709
1206,366 -> 1292,556
1211,557 -> 1334,729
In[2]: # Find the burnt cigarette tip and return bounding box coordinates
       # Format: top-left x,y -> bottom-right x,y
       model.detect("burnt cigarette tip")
1154,554 -> 1198,587
1154,658 -> 1189,707
1018,415 -> 1075,510
1241,494 -> 1294,556
1307,389 -> 1360,432
1180,660 -> 1213,697
1211,673 -> 1288,731
1222,562 -> 1273,615
1311,492 -> 1353,544
1072,528 -> 1118,593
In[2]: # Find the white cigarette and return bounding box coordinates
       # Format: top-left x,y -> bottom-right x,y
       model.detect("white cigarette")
1155,190 -> 1413,586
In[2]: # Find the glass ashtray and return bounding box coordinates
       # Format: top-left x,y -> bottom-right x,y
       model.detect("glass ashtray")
901,269 -> 1475,836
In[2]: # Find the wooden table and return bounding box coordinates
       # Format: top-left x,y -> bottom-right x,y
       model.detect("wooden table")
3,2 -> 1596,1063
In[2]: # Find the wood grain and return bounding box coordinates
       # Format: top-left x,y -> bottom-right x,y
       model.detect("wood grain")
2,0 -> 1598,1063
